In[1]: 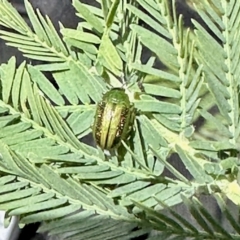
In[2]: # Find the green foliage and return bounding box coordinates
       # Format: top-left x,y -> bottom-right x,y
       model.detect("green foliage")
0,0 -> 239,239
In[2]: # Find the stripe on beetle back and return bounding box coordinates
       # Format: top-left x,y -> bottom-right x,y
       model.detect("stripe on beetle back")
106,104 -> 126,149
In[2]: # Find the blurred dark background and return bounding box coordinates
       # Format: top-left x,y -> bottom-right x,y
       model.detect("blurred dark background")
0,1 -> 220,240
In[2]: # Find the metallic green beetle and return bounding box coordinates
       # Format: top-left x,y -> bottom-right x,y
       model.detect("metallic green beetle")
93,88 -> 135,150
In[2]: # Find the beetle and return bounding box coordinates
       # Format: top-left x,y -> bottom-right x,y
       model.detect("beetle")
93,88 -> 135,150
